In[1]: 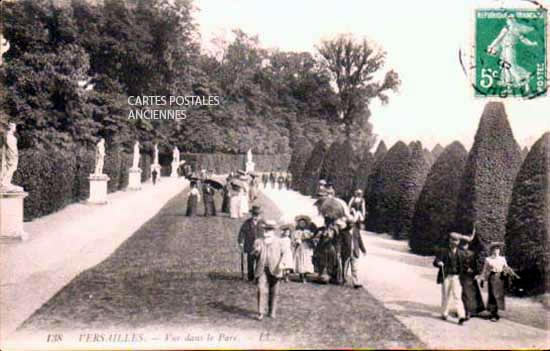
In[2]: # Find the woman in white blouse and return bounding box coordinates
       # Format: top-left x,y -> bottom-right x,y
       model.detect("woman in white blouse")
477,242 -> 519,322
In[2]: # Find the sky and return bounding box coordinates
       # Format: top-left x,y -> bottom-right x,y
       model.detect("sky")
194,0 -> 549,150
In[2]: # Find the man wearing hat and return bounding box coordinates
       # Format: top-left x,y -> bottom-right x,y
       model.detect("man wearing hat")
433,232 -> 468,325
252,219 -> 284,320
238,205 -> 264,281
341,217 -> 367,288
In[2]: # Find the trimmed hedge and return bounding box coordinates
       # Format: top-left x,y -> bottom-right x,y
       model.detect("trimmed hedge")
13,148 -> 77,220
140,153 -> 152,182
455,102 -> 522,260
330,140 -> 356,199
299,140 -> 328,196
320,141 -> 342,182
74,147 -> 96,201
352,150 -> 374,198
374,141 -> 388,162
505,132 -> 550,295
410,141 -> 468,255
432,143 -> 444,159
180,153 -> 290,174
367,141 -> 430,238
288,138 -> 313,190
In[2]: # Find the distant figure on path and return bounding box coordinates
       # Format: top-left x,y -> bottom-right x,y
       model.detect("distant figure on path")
433,233 -> 467,325
229,182 -> 242,218
238,205 -> 264,281
478,242 -> 519,322
186,181 -> 201,216
152,168 -> 158,185
252,220 -> 284,320
286,173 -> 292,190
269,171 -> 276,189
348,189 -> 366,222
202,182 -> 216,216
262,173 -> 268,188
277,173 -> 285,190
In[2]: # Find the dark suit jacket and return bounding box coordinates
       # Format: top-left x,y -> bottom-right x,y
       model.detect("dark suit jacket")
433,247 -> 466,284
341,227 -> 367,259
238,217 -> 263,253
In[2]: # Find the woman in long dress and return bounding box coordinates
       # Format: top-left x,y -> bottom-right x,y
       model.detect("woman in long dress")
313,224 -> 341,284
459,240 -> 485,319
239,181 -> 249,216
186,181 -> 201,216
292,216 -> 316,283
478,242 -> 519,322
228,183 -> 241,219
202,183 -> 216,216
279,224 -> 295,282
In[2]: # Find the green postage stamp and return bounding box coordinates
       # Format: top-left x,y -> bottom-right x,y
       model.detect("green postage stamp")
475,8 -> 547,97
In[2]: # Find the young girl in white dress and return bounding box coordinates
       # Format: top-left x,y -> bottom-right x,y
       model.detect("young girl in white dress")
279,224 -> 294,282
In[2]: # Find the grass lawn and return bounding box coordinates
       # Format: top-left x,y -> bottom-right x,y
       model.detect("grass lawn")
19,189 -> 423,348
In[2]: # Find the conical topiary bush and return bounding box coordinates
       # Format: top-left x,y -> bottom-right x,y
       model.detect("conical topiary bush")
432,143 -> 444,159
410,141 -> 468,255
367,141 -> 430,238
330,140 -> 356,199
423,147 -> 435,166
320,140 -> 342,183
455,102 -> 522,259
299,140 -> 328,196
505,132 -> 550,295
352,149 -> 374,198
288,137 -> 313,191
521,146 -> 529,161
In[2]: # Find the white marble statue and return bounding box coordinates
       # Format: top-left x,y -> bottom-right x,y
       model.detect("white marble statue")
154,143 -> 159,165
132,141 -> 140,169
173,146 -> 180,164
1,123 -> 23,191
0,34 -> 9,66
94,138 -> 106,175
247,148 -> 253,163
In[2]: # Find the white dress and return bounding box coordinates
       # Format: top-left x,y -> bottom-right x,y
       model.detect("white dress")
279,236 -> 294,270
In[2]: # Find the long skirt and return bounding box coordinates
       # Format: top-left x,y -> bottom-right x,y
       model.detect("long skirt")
294,241 -> 315,274
239,194 -> 249,216
313,239 -> 342,283
229,196 -> 241,218
186,194 -> 199,216
488,272 -> 506,314
221,191 -> 230,213
460,275 -> 485,315
204,195 -> 216,216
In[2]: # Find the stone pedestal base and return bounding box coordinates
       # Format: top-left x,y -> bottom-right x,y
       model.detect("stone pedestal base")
87,174 -> 110,205
171,162 -> 179,178
245,161 -> 255,173
0,190 -> 29,241
128,168 -> 142,190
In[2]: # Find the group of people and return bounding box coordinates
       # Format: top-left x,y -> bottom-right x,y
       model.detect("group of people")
434,231 -> 520,325
261,171 -> 292,190
237,179 -> 369,320
185,169 -> 261,218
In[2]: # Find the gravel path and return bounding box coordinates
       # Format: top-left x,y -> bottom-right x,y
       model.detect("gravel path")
261,186 -> 549,349
12,185 -> 421,349
0,177 -> 189,343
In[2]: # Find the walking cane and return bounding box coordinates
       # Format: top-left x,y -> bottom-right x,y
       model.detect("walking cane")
241,252 -> 245,280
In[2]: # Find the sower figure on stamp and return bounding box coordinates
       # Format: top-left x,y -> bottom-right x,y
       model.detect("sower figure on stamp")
252,220 -> 284,320
238,205 -> 264,281
433,232 -> 468,325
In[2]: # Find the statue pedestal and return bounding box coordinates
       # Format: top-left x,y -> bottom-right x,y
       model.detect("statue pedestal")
87,174 -> 110,205
245,161 -> 255,173
0,190 -> 29,241
128,168 -> 142,190
171,162 -> 179,178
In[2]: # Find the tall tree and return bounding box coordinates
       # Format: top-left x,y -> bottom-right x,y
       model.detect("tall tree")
316,34 -> 400,146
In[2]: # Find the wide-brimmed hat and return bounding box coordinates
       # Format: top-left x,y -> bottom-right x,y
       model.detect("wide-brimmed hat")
354,189 -> 363,195
326,181 -> 334,188
489,242 -> 504,251
262,219 -> 277,230
279,223 -> 294,231
319,179 -> 327,185
250,205 -> 262,215
237,169 -> 247,175
295,215 -> 312,224
334,218 -> 347,230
